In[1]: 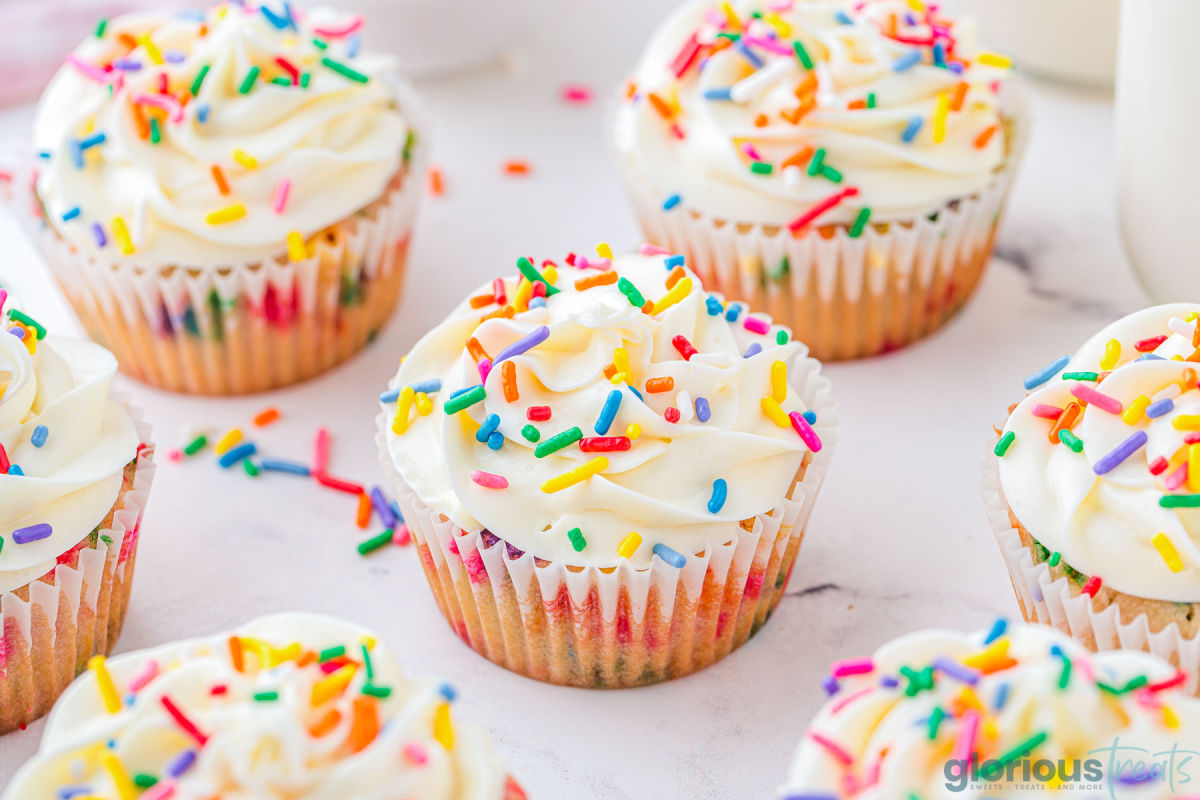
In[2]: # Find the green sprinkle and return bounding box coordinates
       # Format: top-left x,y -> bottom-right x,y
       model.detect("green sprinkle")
357,529 -> 394,556
820,163 -> 843,183
100,534 -> 113,545
0,537 -> 4,556
238,65 -> 261,95
807,147 -> 826,177
716,31 -> 741,42
362,683 -> 392,698
994,431 -> 1016,457
183,434 -> 208,456
95,18 -> 108,38
982,731 -> 1049,778
361,643 -> 375,680
312,37 -> 329,50
242,458 -> 259,477
848,207 -> 872,238
1057,655 -> 1072,689
8,309 -> 46,339
927,706 -> 945,739
792,40 -> 814,70
776,330 -> 789,345
616,276 -> 645,308
1122,675 -> 1149,693
270,75 -> 292,87
535,426 -> 583,458
866,91 -> 876,109
521,424 -> 541,442
149,117 -> 161,145
321,56 -> 369,84
300,72 -> 312,89
1061,371 -> 1099,381
750,161 -> 773,175
1057,430 -> 1084,452
1048,551 -> 1062,567
1161,494 -> 1200,508
133,774 -> 157,789
1096,680 -> 1121,695
190,64 -> 211,96
516,257 -> 560,296
253,690 -> 279,702
567,527 -> 587,552
319,645 -> 346,663
444,385 -> 486,414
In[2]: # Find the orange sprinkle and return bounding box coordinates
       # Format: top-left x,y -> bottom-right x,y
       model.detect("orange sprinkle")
252,407 -> 280,427
228,636 -> 244,672
623,80 -> 637,99
131,103 -> 150,140
603,364 -> 618,380
950,81 -> 969,112
1049,401 -> 1082,444
782,147 -> 815,170
466,337 -> 490,363
665,266 -> 687,290
468,294 -> 494,309
308,708 -> 342,738
118,32 -> 137,48
781,94 -> 816,124
295,650 -> 317,668
847,99 -> 867,110
974,125 -> 998,149
642,300 -> 656,315
754,112 -> 769,127
503,160 -> 531,176
575,271 -> 618,291
646,377 -> 675,393
479,306 -> 515,323
795,71 -> 818,99
647,92 -> 675,120
355,492 -> 372,529
501,360 -> 519,403
348,696 -> 380,753
427,166 -> 444,196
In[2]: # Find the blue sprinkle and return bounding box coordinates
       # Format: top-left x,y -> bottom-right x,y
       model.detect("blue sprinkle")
932,42 -> 946,68
743,343 -> 763,358
705,296 -> 724,316
475,413 -> 501,443
1136,353 -> 1166,361
78,132 -> 106,150
652,543 -> 687,568
664,254 -> 685,269
595,389 -> 623,435
379,387 -> 401,402
994,682 -> 1010,711
218,442 -> 257,468
834,9 -> 854,24
8,464 -> 23,476
61,206 -> 81,222
529,297 -> 547,309
259,459 -> 310,476
260,4 -> 291,28
1146,397 -> 1175,418
703,87 -> 733,101
37,150 -> 51,159
389,499 -> 405,524
735,41 -> 764,69
893,51 -> 922,72
695,397 -> 711,422
438,683 -> 457,702
196,103 -> 211,124
983,618 -> 1007,645
56,787 -> 94,800
725,303 -> 743,322
803,410 -> 817,425
628,386 -> 644,402
410,378 -> 442,395
91,222 -> 108,248
707,478 -> 727,513
449,385 -> 479,400
1023,355 -> 1070,390
487,431 -> 504,450
346,34 -> 362,59
663,193 -> 682,211
901,116 -> 923,143
69,139 -> 84,169
31,425 -> 48,448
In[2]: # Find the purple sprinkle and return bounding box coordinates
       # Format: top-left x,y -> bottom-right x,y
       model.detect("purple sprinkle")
370,486 -> 398,528
166,748 -> 196,778
8,326 -> 25,340
820,675 -> 839,695
164,50 -> 187,64
743,343 -> 763,358
879,674 -> 901,688
493,326 -> 549,365
1146,397 -> 1175,418
91,222 -> 108,248
931,655 -> 981,686
1092,430 -> 1148,475
12,523 -> 52,544
695,396 -> 711,422
112,58 -> 142,71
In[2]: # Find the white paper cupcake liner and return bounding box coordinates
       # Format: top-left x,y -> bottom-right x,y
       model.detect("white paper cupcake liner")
377,342 -> 837,688
981,452 -> 1200,695
0,396 -> 155,732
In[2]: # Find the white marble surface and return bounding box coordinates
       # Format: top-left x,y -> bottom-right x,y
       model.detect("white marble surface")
0,3 -> 1149,798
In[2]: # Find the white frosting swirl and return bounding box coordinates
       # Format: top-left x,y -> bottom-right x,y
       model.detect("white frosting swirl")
999,304 -> 1200,603
383,254 -> 817,568
33,5 -> 410,267
781,623 -> 1198,799
615,0 -> 1014,226
0,302 -> 139,594
3,613 -> 515,800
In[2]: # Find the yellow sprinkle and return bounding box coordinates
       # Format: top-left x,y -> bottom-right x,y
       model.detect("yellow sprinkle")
206,204 -> 246,225
101,753 -> 137,800
541,456 -> 609,494
1169,445 -> 1190,474
1190,445 -> 1200,492
764,11 -> 791,37
596,242 -> 613,260
963,638 -> 1010,671
618,531 -> 642,559
614,347 -> 631,376
10,322 -> 35,355
1123,396 -> 1150,425
214,428 -> 243,455
760,396 -> 790,428
137,33 -> 164,66
956,686 -> 983,712
981,718 -> 999,741
433,702 -> 455,749
361,635 -> 376,650
653,277 -> 693,316
111,216 -> 135,255
513,279 -> 533,313
1189,312 -> 1200,322
392,387 -> 415,435
311,663 -> 358,706
721,1 -> 740,30
286,230 -> 308,262
232,148 -> 258,169
906,0 -> 925,10
1174,415 -> 1200,430
415,391 -> 432,416
88,655 -> 123,714
1100,338 -> 1121,371
267,642 -> 301,667
609,372 -> 628,385
770,360 -> 788,404
542,266 -> 558,285
932,92 -> 949,144
1153,533 -> 1185,573
977,51 -> 1013,69
1164,706 -> 1180,729
626,423 -> 641,440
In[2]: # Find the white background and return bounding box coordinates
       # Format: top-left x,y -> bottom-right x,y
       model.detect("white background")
0,2 -> 1145,797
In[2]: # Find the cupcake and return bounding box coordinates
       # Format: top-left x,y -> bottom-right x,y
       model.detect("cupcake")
3,612 -> 525,799
0,293 -> 154,734
377,249 -> 836,687
613,0 -> 1024,361
778,620 -> 1195,798
985,305 -> 1200,694
29,4 -> 425,395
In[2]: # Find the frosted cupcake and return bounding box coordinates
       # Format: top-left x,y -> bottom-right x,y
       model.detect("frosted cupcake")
377,249 -> 836,687
30,4 -> 425,394
985,305 -> 1200,694
779,621 -> 1195,798
4,613 -> 525,799
0,294 -> 154,734
613,0 -> 1024,361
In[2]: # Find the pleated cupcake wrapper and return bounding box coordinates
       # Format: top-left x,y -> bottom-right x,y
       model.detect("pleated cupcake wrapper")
980,452 -> 1200,695
376,348 -> 837,688
0,396 -> 155,732
611,93 -> 1028,362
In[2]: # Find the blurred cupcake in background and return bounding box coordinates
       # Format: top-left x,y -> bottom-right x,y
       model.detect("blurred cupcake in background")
613,0 -> 1025,361
29,3 -> 426,394
0,292 -> 154,734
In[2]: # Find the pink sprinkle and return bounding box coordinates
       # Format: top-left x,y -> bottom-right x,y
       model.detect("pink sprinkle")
312,15 -> 364,37
313,427 -> 330,474
167,449 -> 183,462
271,179 -> 291,214
471,470 -> 508,489
808,731 -> 854,765
789,411 -> 823,452
743,316 -> 770,335
742,35 -> 793,55
393,524 -> 411,546
131,92 -> 183,123
741,142 -> 762,161
142,783 -> 176,800
561,84 -> 592,104
0,288 -> 8,313
588,258 -> 612,270
640,244 -> 672,256
1031,404 -> 1063,420
1070,384 -> 1123,414
864,758 -> 882,788
66,54 -> 110,83
128,659 -> 160,693
952,710 -> 980,762
831,687 -> 874,715
831,657 -> 874,678
403,742 -> 428,765
478,358 -> 492,384
1165,461 -> 1188,491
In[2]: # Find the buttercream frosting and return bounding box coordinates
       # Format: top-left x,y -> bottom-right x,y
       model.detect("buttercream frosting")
999,304 -> 1200,603
614,0 -> 1015,228
33,4 -> 410,267
780,622 -> 1198,799
3,613 -> 518,800
0,296 -> 139,594
382,252 -> 823,568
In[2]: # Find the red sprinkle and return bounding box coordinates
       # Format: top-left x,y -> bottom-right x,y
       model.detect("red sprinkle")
210,684 -> 228,695
579,436 -> 632,452
314,473 -> 364,495
1135,335 -> 1168,352
1082,576 -> 1102,597
670,32 -> 702,78
672,335 -> 698,361
160,695 -> 209,746
1148,670 -> 1188,693
664,407 -> 681,423
0,443 -> 10,473
527,406 -> 551,422
492,278 -> 507,307
1149,456 -> 1169,475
